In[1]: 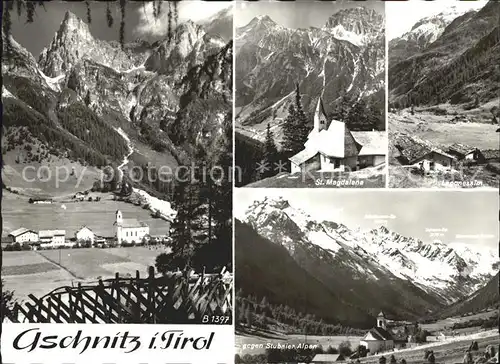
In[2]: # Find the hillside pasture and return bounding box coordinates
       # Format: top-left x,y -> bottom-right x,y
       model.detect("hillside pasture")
421,310 -> 498,333
358,331 -> 498,364
389,112 -> 499,150
1,192 -> 170,238
2,247 -> 163,301
1,150 -> 101,198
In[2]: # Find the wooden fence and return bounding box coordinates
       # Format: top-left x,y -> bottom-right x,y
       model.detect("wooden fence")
11,266 -> 232,324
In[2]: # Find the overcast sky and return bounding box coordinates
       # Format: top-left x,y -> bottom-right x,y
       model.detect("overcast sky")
235,0 -> 384,29
386,0 -> 487,40
9,1 -> 232,57
235,189 -> 499,250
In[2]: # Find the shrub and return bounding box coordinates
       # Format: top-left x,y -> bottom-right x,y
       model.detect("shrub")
379,355 -> 387,364
390,354 -> 397,364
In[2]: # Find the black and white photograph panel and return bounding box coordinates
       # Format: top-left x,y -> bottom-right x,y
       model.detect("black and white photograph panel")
1,0 -> 233,324
234,189 -> 499,364
234,0 -> 387,188
388,0 -> 500,189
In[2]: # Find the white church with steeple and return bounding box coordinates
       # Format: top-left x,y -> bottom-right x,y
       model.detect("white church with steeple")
114,210 -> 149,245
359,311 -> 394,354
289,97 -> 386,174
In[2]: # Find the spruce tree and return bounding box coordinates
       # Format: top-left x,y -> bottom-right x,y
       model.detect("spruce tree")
262,123 -> 278,178
282,103 -> 297,152
294,83 -> 310,148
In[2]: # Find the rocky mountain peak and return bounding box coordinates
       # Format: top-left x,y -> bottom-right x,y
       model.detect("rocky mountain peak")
325,7 -> 383,36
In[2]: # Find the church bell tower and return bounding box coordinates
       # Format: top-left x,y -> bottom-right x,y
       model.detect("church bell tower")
377,311 -> 387,330
115,210 -> 123,245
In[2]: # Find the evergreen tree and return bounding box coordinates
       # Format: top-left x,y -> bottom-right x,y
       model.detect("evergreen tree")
282,103 -> 298,152
294,83 -> 310,148
262,123 -> 278,178
84,90 -> 91,107
281,84 -> 310,154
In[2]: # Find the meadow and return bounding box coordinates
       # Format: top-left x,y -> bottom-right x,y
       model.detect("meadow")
389,112 -> 499,150
1,191 -> 170,238
2,247 -> 166,301
358,332 -> 498,364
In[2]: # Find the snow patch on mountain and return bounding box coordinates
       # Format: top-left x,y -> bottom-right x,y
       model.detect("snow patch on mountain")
243,197 -> 498,302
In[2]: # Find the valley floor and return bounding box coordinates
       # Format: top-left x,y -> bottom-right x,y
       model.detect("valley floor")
359,330 -> 498,364
2,246 -> 168,301
388,108 -> 499,189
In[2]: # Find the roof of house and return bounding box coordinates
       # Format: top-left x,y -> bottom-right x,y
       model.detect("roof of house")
121,219 -> 148,228
364,327 -> 394,341
448,143 -> 477,156
377,311 -> 386,317
307,120 -> 361,158
311,354 -> 342,362
395,134 -> 455,164
352,131 -> 387,156
8,227 -> 36,237
289,146 -> 319,166
76,226 -> 93,233
39,230 -> 66,238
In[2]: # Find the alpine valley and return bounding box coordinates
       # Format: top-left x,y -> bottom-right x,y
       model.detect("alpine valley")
235,197 -> 499,329
235,5 -> 385,145
388,0 -> 500,189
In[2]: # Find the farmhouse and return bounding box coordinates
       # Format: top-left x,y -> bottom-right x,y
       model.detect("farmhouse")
395,134 -> 456,172
114,210 -> 149,245
289,97 -> 386,173
75,226 -> 95,244
447,143 -> 483,161
38,230 -> 66,247
8,227 -> 39,243
311,353 -> 344,363
360,312 -> 394,354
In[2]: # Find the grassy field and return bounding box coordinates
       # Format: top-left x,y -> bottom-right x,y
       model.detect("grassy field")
359,331 -> 498,364
235,332 -> 362,356
1,191 -> 170,238
2,247 -> 166,301
421,311 -> 498,333
389,112 -> 499,150
1,150 -> 101,198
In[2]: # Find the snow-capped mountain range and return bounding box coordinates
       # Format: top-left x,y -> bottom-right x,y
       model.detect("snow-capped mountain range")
235,6 -> 385,144
389,0 -> 499,107
242,197 -> 498,306
2,9 -> 231,172
389,6 -> 476,65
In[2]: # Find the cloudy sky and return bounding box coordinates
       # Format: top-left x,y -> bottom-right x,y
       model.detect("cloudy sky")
386,0 -> 487,40
9,1 -> 232,57
235,189 -> 499,249
235,0 -> 384,29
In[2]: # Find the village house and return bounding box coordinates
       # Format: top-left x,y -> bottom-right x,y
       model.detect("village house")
359,312 -> 395,354
8,227 -> 39,243
38,230 -> 66,247
395,134 -> 456,172
310,353 -> 344,363
114,210 -> 149,245
289,98 -> 386,173
447,143 -> 483,161
75,226 -> 95,244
